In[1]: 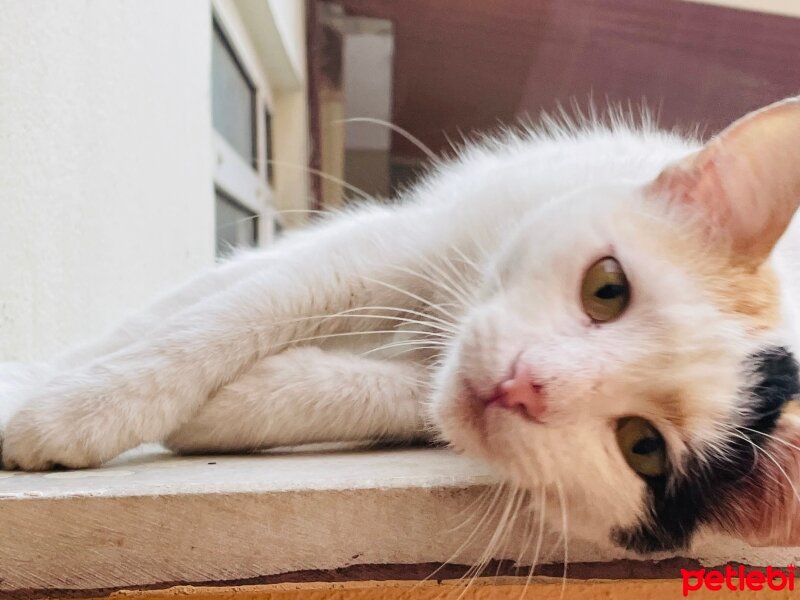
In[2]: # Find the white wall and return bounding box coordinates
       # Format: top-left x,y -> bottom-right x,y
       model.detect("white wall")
0,1 -> 216,361
344,32 -> 394,151
684,0 -> 800,16
265,0 -> 312,229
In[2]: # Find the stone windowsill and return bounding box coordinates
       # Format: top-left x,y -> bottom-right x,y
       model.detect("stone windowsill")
1,446 -> 799,596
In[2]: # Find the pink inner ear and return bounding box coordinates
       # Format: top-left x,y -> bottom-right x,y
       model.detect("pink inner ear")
645,97 -> 800,265
732,413 -> 800,547
649,149 -> 733,219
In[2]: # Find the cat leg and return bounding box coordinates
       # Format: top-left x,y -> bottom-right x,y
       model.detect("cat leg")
0,251 -> 278,466
164,347 -> 430,454
51,249 -> 277,369
2,206 -> 442,470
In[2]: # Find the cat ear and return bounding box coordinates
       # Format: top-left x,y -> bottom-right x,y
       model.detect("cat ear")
646,97 -> 800,266
721,407 -> 800,547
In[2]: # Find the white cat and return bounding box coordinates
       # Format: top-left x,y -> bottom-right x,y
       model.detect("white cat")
2,98 -> 800,554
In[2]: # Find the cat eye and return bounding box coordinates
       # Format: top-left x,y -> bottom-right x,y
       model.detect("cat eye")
581,257 -> 630,322
616,417 -> 667,478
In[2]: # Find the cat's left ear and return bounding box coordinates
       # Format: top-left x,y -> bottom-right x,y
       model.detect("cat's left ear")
646,97 -> 800,266
718,407 -> 800,546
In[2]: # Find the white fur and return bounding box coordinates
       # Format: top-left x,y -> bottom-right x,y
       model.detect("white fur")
3,114 -> 799,548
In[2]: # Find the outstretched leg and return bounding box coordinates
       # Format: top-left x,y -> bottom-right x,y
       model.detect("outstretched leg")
165,347 -> 430,454
2,205 -> 448,470
52,249 -> 276,369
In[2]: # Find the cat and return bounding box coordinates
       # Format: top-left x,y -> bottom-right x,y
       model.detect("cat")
2,97 -> 800,555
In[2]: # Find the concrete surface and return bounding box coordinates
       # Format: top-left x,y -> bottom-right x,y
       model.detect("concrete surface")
1,447 -> 799,595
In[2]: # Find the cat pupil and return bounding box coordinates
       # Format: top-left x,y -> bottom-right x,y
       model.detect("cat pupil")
595,284 -> 625,300
632,437 -> 661,455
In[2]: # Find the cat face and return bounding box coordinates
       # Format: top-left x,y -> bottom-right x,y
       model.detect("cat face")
430,98 -> 800,552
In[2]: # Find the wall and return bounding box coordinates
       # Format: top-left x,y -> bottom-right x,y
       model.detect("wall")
270,1 -> 312,229
221,0 -> 311,230
341,29 -> 393,200
344,149 -> 390,200
0,1 -> 216,361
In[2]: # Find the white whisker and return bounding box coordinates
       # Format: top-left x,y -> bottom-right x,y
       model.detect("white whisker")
337,117 -> 438,162
554,477 -> 569,600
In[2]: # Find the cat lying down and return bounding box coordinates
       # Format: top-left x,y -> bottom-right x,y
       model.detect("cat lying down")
2,97 -> 800,555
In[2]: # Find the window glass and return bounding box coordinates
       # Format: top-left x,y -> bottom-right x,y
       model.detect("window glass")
215,190 -> 258,256
265,108 -> 274,184
212,20 -> 256,165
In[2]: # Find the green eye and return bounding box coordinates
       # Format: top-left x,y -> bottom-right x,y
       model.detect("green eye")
581,257 -> 630,322
616,417 -> 667,478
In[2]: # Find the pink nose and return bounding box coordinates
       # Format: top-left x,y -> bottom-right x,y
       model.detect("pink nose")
492,359 -> 547,421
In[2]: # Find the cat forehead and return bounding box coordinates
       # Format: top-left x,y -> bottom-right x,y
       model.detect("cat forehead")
622,205 -> 782,333
498,184 -> 781,333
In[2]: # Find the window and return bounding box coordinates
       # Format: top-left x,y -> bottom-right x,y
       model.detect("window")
212,19 -> 256,166
215,189 -> 258,255
264,107 -> 274,184
211,12 -> 275,256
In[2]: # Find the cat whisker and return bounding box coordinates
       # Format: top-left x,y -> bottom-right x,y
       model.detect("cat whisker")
448,242 -> 484,276
261,158 -> 374,202
475,485 -> 520,586
520,490 -> 548,600
271,304 -> 458,334
736,425 -> 800,455
739,433 -> 800,505
463,229 -> 503,291
358,275 -> 462,324
216,207 -> 332,231
276,312 -> 458,337
554,476 -> 569,600
360,342 -> 447,360
276,328 -> 451,349
409,249 -> 478,307
417,484 -> 506,593
495,488 -> 527,579
447,484 -> 503,535
273,208 -> 329,216
343,306 -> 457,334
387,263 -> 474,312
727,431 -> 789,497
337,117 -> 438,163
452,484 -> 517,598
434,483 -> 506,596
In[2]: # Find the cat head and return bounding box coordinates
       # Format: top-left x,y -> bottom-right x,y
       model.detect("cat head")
431,97 -> 800,552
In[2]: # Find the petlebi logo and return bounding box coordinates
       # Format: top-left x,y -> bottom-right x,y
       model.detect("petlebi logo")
681,565 -> 796,596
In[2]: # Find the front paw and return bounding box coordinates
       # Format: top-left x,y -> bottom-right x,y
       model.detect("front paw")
0,362 -> 46,470
1,372 -> 127,471
2,401 -> 107,471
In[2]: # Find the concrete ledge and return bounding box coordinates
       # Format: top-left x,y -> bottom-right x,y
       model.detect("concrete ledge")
1,447 -> 799,596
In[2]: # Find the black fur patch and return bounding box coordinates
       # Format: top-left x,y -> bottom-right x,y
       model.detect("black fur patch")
614,346 -> 800,553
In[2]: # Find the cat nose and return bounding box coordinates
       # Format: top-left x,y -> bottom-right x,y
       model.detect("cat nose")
493,358 -> 547,422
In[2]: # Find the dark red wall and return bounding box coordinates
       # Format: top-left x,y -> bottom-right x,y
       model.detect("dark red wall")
336,0 -> 800,159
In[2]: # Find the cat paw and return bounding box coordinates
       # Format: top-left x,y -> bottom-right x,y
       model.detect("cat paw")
0,362 -> 44,470
1,379 -> 116,471
2,409 -> 108,471
2,403 -> 106,471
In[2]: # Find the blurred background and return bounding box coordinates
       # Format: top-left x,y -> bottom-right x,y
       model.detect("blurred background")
1,0 -> 798,361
